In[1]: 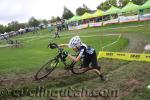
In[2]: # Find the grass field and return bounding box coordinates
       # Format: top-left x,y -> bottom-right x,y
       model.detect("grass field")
0,30 -> 128,74
0,21 -> 150,100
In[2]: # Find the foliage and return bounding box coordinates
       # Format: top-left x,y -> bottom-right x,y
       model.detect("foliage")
97,0 -> 147,10
132,0 -> 148,5
56,16 -> 61,21
62,6 -> 74,19
76,4 -> 92,16
50,16 -> 57,23
8,21 -> 26,31
97,0 -> 111,11
28,17 -> 40,27
108,0 -> 118,7
76,7 -> 87,16
40,19 -> 48,26
0,22 -> 27,33
117,0 -> 130,8
0,25 -> 5,33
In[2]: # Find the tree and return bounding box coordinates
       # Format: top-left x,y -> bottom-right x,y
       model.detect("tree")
0,25 -> 5,33
62,6 -> 74,20
56,16 -> 61,21
18,23 -> 26,29
41,19 -> 48,26
97,0 -> 111,11
118,0 -> 130,8
4,26 -> 12,32
50,16 -> 57,23
132,0 -> 147,5
28,17 -> 40,27
83,4 -> 92,13
8,21 -> 19,31
109,0 -> 118,7
76,4 -> 92,16
76,7 -> 87,16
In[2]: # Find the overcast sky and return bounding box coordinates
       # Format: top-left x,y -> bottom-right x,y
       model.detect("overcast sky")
0,0 -> 106,25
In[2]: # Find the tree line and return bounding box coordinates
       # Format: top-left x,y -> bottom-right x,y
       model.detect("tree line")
0,17 -> 48,33
0,0 -> 148,33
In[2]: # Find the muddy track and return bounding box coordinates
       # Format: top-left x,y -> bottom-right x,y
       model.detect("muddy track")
0,69 -> 71,88
0,60 -> 131,89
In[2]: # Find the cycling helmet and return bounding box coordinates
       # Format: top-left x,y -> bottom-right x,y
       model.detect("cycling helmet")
68,36 -> 81,48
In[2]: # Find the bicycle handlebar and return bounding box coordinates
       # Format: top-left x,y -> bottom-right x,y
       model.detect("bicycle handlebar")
48,43 -> 58,49
48,43 -> 64,53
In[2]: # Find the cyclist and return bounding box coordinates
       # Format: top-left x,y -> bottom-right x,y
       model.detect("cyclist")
59,36 -> 105,81
54,28 -> 60,38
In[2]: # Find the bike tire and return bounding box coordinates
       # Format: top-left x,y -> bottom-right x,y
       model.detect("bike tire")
35,59 -> 58,80
71,60 -> 89,75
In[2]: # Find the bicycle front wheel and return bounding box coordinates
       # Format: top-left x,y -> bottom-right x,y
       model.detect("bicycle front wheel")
35,59 -> 59,80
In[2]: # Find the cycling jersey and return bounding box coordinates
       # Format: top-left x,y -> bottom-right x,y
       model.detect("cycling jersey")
79,43 -> 95,57
78,43 -> 100,69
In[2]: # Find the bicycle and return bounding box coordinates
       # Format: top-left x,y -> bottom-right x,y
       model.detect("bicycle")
35,43 -> 91,80
1,34 -> 23,48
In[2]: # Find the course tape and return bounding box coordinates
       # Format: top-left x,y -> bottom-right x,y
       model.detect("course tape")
98,51 -> 150,62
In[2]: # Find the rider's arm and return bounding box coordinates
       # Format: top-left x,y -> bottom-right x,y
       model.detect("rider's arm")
68,54 -> 81,62
67,48 -> 84,62
58,44 -> 69,48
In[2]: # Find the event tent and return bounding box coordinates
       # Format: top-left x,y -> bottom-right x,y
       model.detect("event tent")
104,6 -> 121,15
91,9 -> 104,17
68,15 -> 81,22
140,0 -> 150,9
80,12 -> 93,20
67,1 -> 150,23
120,2 -> 141,12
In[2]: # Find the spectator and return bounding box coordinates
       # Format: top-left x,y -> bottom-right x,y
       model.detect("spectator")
54,29 -> 60,38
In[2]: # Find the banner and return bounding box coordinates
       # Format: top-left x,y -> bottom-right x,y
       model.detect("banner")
77,24 -> 89,29
103,18 -> 119,25
68,24 -> 88,30
89,22 -> 102,27
98,51 -> 150,62
119,15 -> 139,23
139,13 -> 150,21
68,26 -> 78,30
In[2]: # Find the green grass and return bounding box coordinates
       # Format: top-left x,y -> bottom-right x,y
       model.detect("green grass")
0,29 -> 128,75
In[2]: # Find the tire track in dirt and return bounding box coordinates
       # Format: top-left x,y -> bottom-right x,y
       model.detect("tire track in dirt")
0,60 -> 131,89
0,70 -> 71,88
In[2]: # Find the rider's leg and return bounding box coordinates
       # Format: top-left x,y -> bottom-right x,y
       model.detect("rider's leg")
82,57 -> 90,71
90,68 -> 101,76
89,68 -> 105,80
91,52 -> 106,81
58,34 -> 60,38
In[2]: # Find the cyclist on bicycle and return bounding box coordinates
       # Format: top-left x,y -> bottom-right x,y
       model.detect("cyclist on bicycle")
59,36 -> 105,81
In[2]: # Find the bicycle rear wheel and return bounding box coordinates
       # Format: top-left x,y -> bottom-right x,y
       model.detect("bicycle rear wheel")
35,59 -> 58,80
71,60 -> 88,75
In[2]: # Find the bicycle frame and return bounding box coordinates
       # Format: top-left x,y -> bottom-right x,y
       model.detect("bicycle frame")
53,53 -> 68,68
49,43 -> 69,68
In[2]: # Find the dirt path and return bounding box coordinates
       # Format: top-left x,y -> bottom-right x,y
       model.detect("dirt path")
0,69 -> 72,89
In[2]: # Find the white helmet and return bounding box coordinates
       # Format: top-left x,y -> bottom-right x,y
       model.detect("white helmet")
69,36 -> 81,48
